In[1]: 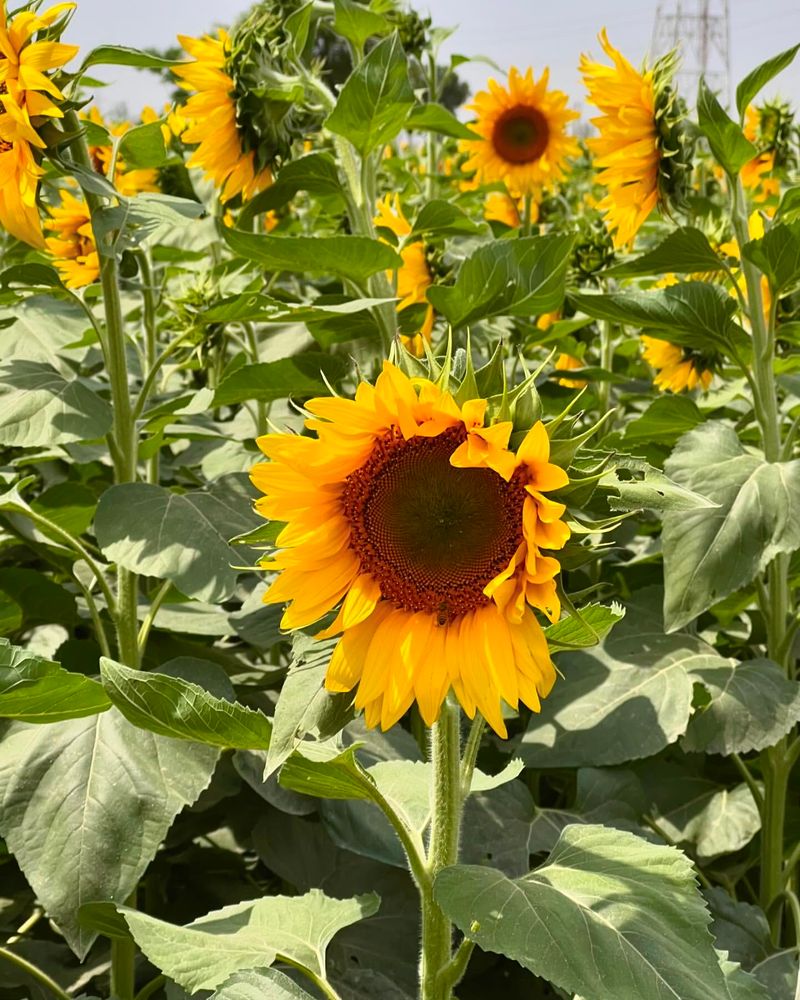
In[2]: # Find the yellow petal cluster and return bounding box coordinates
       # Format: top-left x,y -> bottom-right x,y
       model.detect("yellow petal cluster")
173,31 -> 272,202
580,30 -> 660,248
374,194 -> 435,357
44,188 -> 99,288
0,1 -> 78,246
641,336 -> 712,393
251,362 -> 570,736
460,66 -> 578,196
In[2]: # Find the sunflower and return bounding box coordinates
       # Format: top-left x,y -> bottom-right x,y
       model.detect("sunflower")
459,66 -> 578,196
580,31 -> 661,248
374,194 -> 435,357
641,336 -> 713,393
251,362 -> 570,737
555,353 -> 587,389
173,31 -> 272,202
44,188 -> 99,288
0,1 -> 78,246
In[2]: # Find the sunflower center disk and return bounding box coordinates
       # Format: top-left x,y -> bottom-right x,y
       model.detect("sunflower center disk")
493,106 -> 550,164
342,427 -> 526,621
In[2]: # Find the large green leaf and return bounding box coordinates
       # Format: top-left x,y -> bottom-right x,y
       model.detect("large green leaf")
405,103 -> 479,140
735,44 -> 800,121
605,227 -> 724,277
697,77 -> 757,175
569,281 -> 741,353
325,33 -> 414,154
100,659 -> 272,750
520,596 -> 728,767
0,709 -> 218,957
741,221 -> 800,293
222,229 -> 401,281
638,761 -> 761,861
238,153 -> 344,222
212,969 -> 315,1000
213,354 -> 349,406
662,423 -> 800,630
265,635 -> 352,778
0,296 -> 92,368
0,639 -> 110,722
0,360 -> 111,447
118,120 -> 167,169
599,455 -> 717,513
410,200 -> 484,237
94,479 -> 260,604
705,888 -> 771,970
80,45 -> 181,70
333,0 -> 391,48
434,824 -> 730,1000
543,603 -> 625,651
428,234 -> 574,327
622,396 -> 704,448
122,889 -> 379,992
682,658 -> 800,754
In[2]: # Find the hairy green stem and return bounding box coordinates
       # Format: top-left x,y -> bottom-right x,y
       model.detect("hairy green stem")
598,320 -> 615,413
459,715 -> 485,797
730,174 -> 794,941
420,699 -> 462,1000
136,250 -> 160,485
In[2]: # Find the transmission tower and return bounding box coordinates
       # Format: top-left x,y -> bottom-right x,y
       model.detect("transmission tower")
651,0 -> 732,107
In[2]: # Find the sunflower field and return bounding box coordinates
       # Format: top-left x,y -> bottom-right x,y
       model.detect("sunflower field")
0,1 -> 799,998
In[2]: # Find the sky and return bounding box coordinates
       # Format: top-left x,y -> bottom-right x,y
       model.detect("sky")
67,0 -> 800,120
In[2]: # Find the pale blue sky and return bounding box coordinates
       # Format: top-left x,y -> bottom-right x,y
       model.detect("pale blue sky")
68,0 -> 799,119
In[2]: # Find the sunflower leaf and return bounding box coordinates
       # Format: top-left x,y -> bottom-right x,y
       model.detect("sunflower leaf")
94,479 -> 261,604
0,708 -> 218,957
735,44 -> 800,122
325,33 -> 414,155
741,221 -> 800,293
120,890 -> 379,992
428,234 -> 574,327
99,658 -> 273,750
0,639 -> 110,723
697,77 -> 758,175
222,230 -> 401,281
434,824 -> 731,1000
662,422 -> 800,630
604,227 -> 724,277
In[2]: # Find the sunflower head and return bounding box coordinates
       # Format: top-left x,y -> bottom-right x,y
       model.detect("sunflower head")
0,1 -> 78,246
460,66 -> 579,196
641,335 -> 716,393
44,187 -> 99,289
250,354 -> 581,736
581,31 -> 692,247
651,52 -> 695,212
228,0 -> 324,173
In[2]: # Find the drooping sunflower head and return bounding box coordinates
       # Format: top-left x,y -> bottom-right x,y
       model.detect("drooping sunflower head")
459,66 -> 579,196
250,362 -> 572,736
641,335 -> 715,393
0,1 -> 78,246
580,30 -> 692,248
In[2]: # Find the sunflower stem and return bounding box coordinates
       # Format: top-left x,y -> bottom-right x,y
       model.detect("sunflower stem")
420,699 -> 463,1000
729,173 -> 793,944
522,192 -> 533,236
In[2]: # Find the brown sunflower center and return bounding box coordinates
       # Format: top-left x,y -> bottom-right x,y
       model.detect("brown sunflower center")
341,426 -> 526,622
492,105 -> 550,164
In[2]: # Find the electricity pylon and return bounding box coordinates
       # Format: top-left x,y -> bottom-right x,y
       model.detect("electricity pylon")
651,0 -> 731,106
